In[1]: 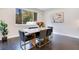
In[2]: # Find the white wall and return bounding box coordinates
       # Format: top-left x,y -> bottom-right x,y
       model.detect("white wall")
44,8 -> 79,38
1,8 -> 79,40
0,8 -> 44,40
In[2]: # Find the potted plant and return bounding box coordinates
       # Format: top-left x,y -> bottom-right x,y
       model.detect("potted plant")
0,20 -> 8,42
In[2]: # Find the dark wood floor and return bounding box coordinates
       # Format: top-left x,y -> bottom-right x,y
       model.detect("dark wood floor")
0,34 -> 79,50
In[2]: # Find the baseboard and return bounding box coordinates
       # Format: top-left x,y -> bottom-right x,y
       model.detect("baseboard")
0,35 -> 19,40
54,32 -> 79,39
8,35 -> 19,39
7,32 -> 79,40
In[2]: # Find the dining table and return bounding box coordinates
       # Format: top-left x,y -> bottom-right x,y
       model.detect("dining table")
20,27 -> 51,47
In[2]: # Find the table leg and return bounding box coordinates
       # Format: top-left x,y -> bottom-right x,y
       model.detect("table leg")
31,34 -> 36,47
37,37 -> 49,48
43,37 -> 49,43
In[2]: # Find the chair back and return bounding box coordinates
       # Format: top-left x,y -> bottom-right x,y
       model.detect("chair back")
19,31 -> 26,41
46,27 -> 53,36
39,30 -> 47,39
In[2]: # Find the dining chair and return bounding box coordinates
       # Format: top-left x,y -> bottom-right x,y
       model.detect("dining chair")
19,31 -> 32,50
46,27 -> 53,39
46,27 -> 53,36
36,30 -> 47,47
